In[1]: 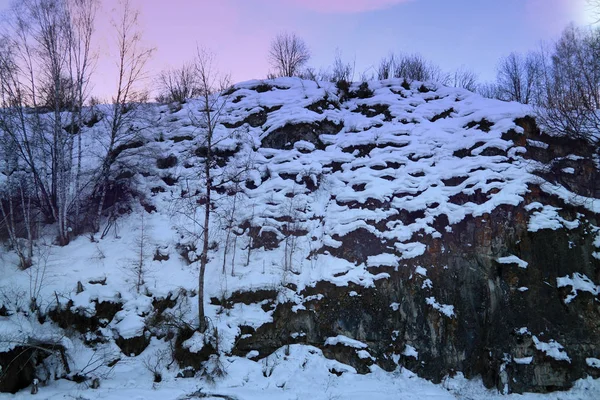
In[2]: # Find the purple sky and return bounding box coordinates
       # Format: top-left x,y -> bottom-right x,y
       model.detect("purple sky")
0,0 -> 594,100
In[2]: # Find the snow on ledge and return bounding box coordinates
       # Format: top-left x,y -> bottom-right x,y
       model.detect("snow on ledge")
357,349 -> 375,360
526,203 -> 580,232
532,336 -> 571,362
526,139 -> 549,149
396,242 -> 427,260
114,313 -> 146,340
586,358 -> 600,368
556,273 -> 599,303
514,356 -> 533,365
425,297 -> 455,318
366,253 -> 399,268
402,344 -> 419,359
324,335 -> 367,349
496,254 -> 528,269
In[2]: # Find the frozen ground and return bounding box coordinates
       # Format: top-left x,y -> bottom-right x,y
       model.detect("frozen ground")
2,343 -> 600,399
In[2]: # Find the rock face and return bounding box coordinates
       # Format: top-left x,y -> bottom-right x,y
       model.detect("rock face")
208,79 -> 599,394
233,204 -> 599,393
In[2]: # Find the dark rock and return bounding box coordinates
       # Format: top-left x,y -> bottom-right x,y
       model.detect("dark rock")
49,300 -> 122,334
262,120 -> 342,150
115,331 -> 150,356
174,328 -> 216,370
430,108 -> 454,122
0,346 -> 36,393
230,195 -> 599,393
156,154 -> 178,169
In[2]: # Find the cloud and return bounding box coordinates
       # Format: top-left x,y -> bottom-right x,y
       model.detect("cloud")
287,0 -> 412,13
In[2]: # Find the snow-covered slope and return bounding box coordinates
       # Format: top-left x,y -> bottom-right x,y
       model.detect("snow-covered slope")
1,78 -> 599,397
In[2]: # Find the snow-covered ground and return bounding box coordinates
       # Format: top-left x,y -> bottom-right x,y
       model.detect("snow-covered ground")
2,342 -> 600,399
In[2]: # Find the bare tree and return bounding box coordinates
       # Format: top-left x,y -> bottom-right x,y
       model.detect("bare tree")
376,52 -> 448,83
191,48 -> 231,332
129,211 -> 149,294
217,182 -> 242,277
0,168 -> 34,269
393,53 -> 449,83
93,0 -> 153,233
66,0 -> 99,235
496,51 -> 543,104
330,49 -> 354,83
172,49 -> 255,331
0,0 -> 97,245
477,82 -> 500,100
268,32 -> 310,78
13,0 -> 72,245
156,62 -> 198,103
537,24 -> 600,147
281,190 -> 305,273
451,66 -> 478,92
377,54 -> 395,80
588,0 -> 600,23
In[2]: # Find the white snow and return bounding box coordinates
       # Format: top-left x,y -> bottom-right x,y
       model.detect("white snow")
114,313 -> 146,340
325,335 -> 368,349
357,349 -> 376,360
556,273 -> 599,303
497,255 -> 528,269
367,253 -> 399,268
526,139 -> 549,149
403,344 -> 419,359
526,204 -> 580,232
514,356 -> 533,365
425,297 -> 455,318
532,336 -> 571,362
587,358 -> 600,368
516,327 -> 530,335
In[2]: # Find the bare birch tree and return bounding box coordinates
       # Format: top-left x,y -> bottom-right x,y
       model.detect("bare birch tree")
191,48 -> 231,332
66,0 -> 99,235
93,0 -> 153,233
0,0 -> 97,245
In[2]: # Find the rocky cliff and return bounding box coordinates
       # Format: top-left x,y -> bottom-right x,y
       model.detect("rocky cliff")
1,78 -> 599,395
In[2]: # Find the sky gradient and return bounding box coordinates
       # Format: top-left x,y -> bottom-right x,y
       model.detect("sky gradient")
0,0 -> 595,100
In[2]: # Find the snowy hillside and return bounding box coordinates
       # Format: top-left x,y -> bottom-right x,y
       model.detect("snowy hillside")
1,78 -> 599,398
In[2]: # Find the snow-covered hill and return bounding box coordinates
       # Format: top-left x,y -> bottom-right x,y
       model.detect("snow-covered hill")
1,78 -> 599,398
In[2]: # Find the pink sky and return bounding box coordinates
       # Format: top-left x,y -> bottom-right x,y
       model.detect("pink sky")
0,0 -> 594,100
